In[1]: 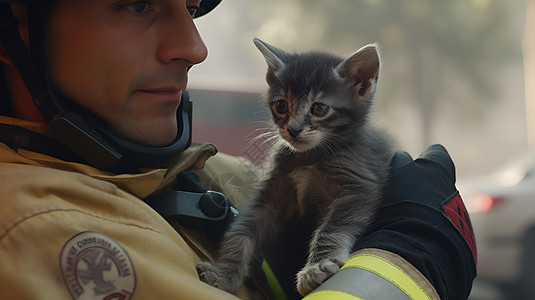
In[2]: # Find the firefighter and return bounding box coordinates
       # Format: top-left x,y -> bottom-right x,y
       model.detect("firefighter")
0,1 -> 476,299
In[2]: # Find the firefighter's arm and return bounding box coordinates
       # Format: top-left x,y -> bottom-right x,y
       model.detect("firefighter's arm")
304,144 -> 477,300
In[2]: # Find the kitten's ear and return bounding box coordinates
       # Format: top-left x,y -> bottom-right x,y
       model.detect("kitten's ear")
253,38 -> 288,73
336,44 -> 380,99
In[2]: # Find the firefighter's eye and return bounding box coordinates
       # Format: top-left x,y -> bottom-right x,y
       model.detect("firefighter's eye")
120,1 -> 155,16
122,1 -> 151,13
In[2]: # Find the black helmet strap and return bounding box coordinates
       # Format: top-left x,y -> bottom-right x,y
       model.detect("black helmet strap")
0,3 -> 57,123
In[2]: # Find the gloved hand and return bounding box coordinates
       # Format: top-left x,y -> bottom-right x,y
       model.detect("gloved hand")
354,144 -> 477,300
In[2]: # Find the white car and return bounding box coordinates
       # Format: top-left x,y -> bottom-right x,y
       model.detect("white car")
460,150 -> 535,299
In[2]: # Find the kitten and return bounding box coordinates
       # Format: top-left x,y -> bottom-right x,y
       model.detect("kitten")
197,38 -> 395,296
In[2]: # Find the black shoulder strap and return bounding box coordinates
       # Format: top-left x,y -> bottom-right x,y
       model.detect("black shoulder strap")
0,123 -> 85,164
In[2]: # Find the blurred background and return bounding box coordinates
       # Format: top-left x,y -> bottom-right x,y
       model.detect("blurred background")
188,0 -> 534,299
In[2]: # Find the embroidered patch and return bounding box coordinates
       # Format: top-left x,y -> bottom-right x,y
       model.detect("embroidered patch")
60,231 -> 136,300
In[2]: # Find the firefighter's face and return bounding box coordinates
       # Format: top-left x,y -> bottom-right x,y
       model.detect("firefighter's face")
47,0 -> 207,146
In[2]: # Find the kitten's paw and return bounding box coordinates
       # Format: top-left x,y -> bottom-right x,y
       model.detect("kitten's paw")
196,262 -> 239,294
296,257 -> 344,296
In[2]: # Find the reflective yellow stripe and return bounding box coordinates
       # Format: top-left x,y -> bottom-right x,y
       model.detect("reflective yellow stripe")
341,254 -> 431,300
303,289 -> 364,300
261,259 -> 287,300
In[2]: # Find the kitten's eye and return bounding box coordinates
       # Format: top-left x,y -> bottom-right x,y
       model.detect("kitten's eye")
310,102 -> 329,117
275,100 -> 289,114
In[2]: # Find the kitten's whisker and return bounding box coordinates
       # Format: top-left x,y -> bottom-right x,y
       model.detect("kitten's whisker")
240,129 -> 281,163
244,127 -> 275,138
320,142 -> 335,157
248,131 -> 274,143
249,119 -> 273,127
260,135 -> 279,147
243,129 -> 276,146
273,138 -> 289,152
321,136 -> 342,157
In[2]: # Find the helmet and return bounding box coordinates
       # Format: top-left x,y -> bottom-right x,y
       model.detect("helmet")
0,0 -> 221,172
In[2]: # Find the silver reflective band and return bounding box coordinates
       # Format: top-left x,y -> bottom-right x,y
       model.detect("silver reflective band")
307,267 -> 411,300
303,250 -> 437,300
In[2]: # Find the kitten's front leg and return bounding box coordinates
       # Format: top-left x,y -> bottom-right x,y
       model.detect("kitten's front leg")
196,232 -> 255,293
296,192 -> 380,295
296,234 -> 351,295
296,249 -> 349,295
196,191 -> 279,294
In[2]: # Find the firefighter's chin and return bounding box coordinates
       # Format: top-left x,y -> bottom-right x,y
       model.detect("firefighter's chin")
114,116 -> 179,147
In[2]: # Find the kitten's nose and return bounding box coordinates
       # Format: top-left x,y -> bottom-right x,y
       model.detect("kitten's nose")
287,127 -> 303,138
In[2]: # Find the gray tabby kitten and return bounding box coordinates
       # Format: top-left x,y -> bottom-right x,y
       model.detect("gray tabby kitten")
197,38 -> 395,296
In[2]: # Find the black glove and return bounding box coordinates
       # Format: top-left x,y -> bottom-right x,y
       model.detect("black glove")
354,144 -> 477,300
